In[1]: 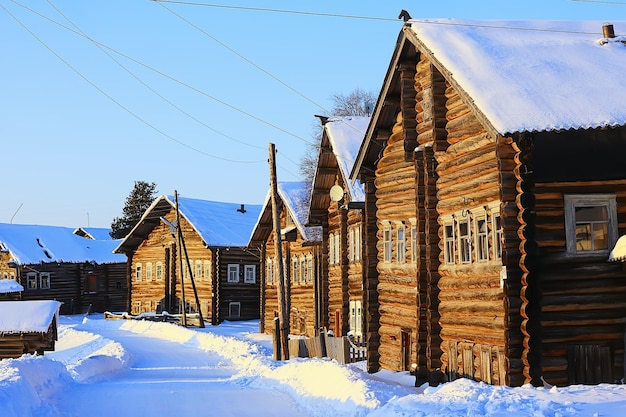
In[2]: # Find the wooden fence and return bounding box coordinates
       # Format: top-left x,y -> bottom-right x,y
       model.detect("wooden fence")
287,332 -> 366,364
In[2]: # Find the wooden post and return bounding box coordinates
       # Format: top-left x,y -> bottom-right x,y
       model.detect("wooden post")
268,143 -> 289,360
179,220 -> 205,328
174,190 -> 187,327
273,317 -> 281,361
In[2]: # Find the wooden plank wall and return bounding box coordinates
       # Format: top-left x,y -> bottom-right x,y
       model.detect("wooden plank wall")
532,179 -> 626,386
215,246 -> 260,322
364,178 -> 381,373
327,200 -> 348,335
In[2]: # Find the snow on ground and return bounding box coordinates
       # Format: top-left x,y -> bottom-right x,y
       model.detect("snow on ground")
1,316 -> 626,416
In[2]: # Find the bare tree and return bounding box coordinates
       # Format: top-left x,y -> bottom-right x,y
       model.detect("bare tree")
299,88 -> 375,186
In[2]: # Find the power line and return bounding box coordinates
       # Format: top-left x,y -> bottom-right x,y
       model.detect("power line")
43,0 -> 267,153
7,0 -> 316,147
1,2 -> 265,164
150,1 -> 401,21
571,0 -> 626,4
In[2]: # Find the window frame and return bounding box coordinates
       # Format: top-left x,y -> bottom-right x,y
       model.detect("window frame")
396,222 -> 406,264
146,262 -> 153,281
564,194 -> 617,255
195,260 -> 203,281
244,265 -> 256,284
442,215 -> 455,265
489,202 -> 503,261
227,264 -> 240,283
27,272 -> 37,290
39,272 -> 50,290
473,208 -> 489,263
457,215 -> 472,264
156,262 -> 163,281
383,222 -> 392,263
135,263 -> 142,282
203,260 -> 211,282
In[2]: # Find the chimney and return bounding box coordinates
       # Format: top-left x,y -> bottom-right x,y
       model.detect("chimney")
603,23 -> 615,39
237,204 -> 246,213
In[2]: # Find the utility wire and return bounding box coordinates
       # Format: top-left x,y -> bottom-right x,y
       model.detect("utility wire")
154,1 -> 331,115
1,2 -> 265,164
571,0 -> 626,4
7,0 -> 316,147
150,1 -> 400,21
43,0 -> 266,153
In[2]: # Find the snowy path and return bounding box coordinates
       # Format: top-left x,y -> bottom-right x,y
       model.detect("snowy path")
48,321 -> 309,417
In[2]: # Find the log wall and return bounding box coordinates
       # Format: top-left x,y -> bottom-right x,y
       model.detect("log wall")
375,111 -> 419,372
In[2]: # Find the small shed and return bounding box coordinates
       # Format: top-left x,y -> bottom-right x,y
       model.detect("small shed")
0,279 -> 23,301
0,300 -> 62,359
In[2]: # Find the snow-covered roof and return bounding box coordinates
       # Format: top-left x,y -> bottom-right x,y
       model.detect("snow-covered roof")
0,300 -> 61,333
407,19 -> 626,134
252,182 -> 322,244
0,279 -> 23,293
115,195 -> 263,251
609,235 -> 626,262
0,223 -> 125,265
73,227 -> 113,241
323,116 -> 368,202
173,196 -> 263,247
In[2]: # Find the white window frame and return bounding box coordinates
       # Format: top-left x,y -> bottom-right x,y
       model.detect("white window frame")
292,257 -> 299,284
334,232 -> 341,265
146,262 -> 153,281
306,254 -> 313,284
27,272 -> 37,289
227,264 -> 240,283
442,215 -> 455,265
396,222 -> 406,264
204,260 -> 211,282
229,302 -> 241,318
194,260 -> 202,281
489,202 -> 503,261
135,263 -> 142,282
349,300 -> 363,338
564,194 -> 617,255
472,208 -> 489,263
348,227 -> 355,262
244,265 -> 256,284
156,262 -> 163,281
329,232 -> 335,266
355,223 -> 362,262
39,272 -> 50,290
266,258 -> 274,285
457,215 -> 472,264
383,222 -> 392,263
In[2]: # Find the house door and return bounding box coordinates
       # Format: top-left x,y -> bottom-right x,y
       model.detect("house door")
401,330 -> 412,371
568,344 -> 612,384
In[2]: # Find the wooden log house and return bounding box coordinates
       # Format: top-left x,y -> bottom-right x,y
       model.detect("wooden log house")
248,182 -> 323,337
0,223 -> 127,314
0,300 -> 62,359
351,19 -> 626,386
307,116 -> 376,369
114,195 -> 262,324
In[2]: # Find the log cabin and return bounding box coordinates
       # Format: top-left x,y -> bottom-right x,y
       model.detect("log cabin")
0,300 -> 62,359
114,195 -> 262,324
351,19 -> 626,387
248,182 -> 323,337
307,116 -> 376,369
0,223 -> 127,314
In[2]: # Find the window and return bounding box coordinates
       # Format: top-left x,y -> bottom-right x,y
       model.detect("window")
410,221 -> 418,264
132,301 -> 141,315
329,232 -> 335,266
27,272 -> 37,289
204,260 -> 211,282
383,223 -> 392,263
490,205 -> 503,261
229,302 -> 241,318
156,262 -> 163,281
306,255 -> 313,284
244,265 -> 256,284
334,232 -> 341,265
349,300 -> 363,338
116,281 -> 123,290
396,223 -> 406,264
195,260 -> 203,281
474,210 -> 489,262
348,227 -> 355,262
292,257 -> 299,284
135,263 -> 142,281
300,256 -> 306,284
457,216 -> 472,264
86,273 -> 98,293
443,216 -> 455,265
565,194 -> 617,255
227,264 -> 239,282
146,262 -> 153,281
355,224 -> 362,262
39,272 -> 50,289
266,258 -> 274,285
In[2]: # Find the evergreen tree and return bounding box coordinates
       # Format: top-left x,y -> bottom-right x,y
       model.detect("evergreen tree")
110,181 -> 158,239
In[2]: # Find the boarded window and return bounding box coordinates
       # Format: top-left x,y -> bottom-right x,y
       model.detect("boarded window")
86,273 -> 98,293
229,302 -> 241,318
568,344 -> 613,384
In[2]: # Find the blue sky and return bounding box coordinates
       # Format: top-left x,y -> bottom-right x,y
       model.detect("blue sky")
1,0 -> 624,228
